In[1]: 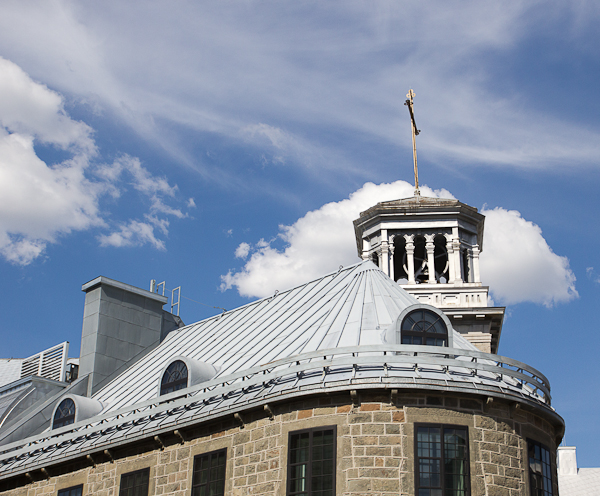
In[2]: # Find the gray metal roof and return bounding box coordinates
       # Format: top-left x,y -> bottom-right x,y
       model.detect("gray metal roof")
0,261 -> 558,479
559,469 -> 600,495
93,261 -> 419,411
0,361 -> 23,389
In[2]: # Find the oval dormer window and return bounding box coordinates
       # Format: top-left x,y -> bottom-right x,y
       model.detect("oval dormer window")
160,360 -> 189,395
53,398 -> 76,429
400,308 -> 448,346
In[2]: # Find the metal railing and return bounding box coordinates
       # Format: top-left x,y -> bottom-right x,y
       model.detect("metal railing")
0,345 -> 550,476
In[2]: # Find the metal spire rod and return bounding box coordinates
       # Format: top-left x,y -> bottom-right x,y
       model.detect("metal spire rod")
404,89 -> 421,197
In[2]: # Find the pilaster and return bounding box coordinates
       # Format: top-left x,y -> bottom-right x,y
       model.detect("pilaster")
404,235 -> 415,284
424,234 -> 436,284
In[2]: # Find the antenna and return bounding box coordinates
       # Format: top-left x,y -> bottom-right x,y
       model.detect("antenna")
404,89 -> 421,197
171,286 -> 181,316
150,279 -> 181,316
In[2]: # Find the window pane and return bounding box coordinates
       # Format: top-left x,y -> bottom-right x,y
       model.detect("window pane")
119,469 -> 149,496
528,440 -> 554,496
58,486 -> 83,496
401,310 -> 448,347
53,398 -> 76,429
288,427 -> 335,496
192,449 -> 227,496
416,425 -> 469,496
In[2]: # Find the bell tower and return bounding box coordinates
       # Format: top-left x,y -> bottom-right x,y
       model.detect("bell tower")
353,196 -> 504,353
353,89 -> 504,353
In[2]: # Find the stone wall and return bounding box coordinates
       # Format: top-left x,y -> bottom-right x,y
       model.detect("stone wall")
0,392 -> 559,496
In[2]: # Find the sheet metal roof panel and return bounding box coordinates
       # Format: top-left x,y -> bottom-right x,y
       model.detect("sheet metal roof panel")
95,263 -> 378,410
94,262 -> 480,412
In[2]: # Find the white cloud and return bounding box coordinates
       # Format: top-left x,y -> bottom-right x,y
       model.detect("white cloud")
94,155 -> 186,247
98,220 -> 165,250
235,242 -> 250,259
479,207 -> 577,307
0,57 -> 191,264
585,266 -> 600,284
187,198 -> 196,208
220,181 -> 453,297
0,57 -> 104,264
0,56 -> 94,153
221,181 -> 577,307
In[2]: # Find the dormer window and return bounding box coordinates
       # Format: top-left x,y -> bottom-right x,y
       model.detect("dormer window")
53,398 -> 76,429
400,308 -> 448,346
160,360 -> 189,395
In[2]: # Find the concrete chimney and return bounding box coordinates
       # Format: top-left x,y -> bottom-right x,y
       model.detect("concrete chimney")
557,446 -> 578,476
79,276 -> 183,396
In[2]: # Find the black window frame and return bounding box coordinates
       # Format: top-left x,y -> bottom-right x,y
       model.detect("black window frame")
414,423 -> 470,496
57,484 -> 83,496
527,438 -> 554,496
191,448 -> 227,496
160,360 -> 189,395
401,308 -> 448,347
118,467 -> 150,496
287,425 -> 337,496
53,398 -> 76,429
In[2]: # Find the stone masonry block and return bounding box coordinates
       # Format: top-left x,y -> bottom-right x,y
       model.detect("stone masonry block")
373,412 -> 392,422
392,411 -> 405,422
362,424 -> 384,435
365,446 -> 392,457
349,413 -> 372,424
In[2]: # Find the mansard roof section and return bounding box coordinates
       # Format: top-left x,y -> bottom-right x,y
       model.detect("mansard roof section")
93,261 -> 430,411
353,195 -> 485,252
358,195 -> 482,219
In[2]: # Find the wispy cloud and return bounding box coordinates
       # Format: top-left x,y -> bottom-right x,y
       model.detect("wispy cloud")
98,220 -> 165,250
1,1 -> 599,187
586,267 -> 600,284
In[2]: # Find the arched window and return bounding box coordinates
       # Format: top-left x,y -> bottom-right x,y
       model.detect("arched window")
160,360 -> 189,395
412,235 -> 428,283
462,249 -> 470,282
433,235 -> 449,283
393,236 -> 408,282
400,308 -> 448,347
53,398 -> 76,429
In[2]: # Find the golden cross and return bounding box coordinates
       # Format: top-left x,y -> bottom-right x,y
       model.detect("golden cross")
404,89 -> 421,196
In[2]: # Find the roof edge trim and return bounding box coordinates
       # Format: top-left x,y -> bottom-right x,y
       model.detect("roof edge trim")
81,276 -> 168,304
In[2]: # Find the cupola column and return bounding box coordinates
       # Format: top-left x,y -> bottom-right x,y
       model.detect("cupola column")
380,241 -> 389,275
472,245 -> 481,283
361,239 -> 370,261
389,236 -> 395,281
424,234 -> 436,284
445,234 -> 457,284
380,229 -> 389,275
452,239 -> 462,283
404,235 -> 416,284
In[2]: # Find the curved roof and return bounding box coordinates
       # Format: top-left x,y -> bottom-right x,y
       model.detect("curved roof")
94,260 -> 424,410
0,261 -> 558,479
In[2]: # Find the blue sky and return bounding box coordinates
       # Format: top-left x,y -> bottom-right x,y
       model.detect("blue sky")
1,0 -> 599,465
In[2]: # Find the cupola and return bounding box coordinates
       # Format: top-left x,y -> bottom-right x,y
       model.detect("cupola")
354,195 -> 504,353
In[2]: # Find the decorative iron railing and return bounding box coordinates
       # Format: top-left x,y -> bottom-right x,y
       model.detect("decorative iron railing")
0,345 -> 551,477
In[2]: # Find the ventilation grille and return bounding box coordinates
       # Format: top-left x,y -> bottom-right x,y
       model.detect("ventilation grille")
20,342 -> 69,382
